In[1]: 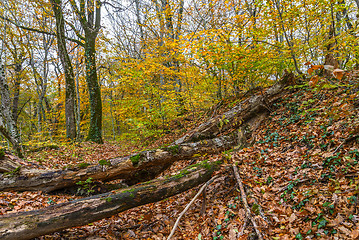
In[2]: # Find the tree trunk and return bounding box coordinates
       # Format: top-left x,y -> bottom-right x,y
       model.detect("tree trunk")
50,0 -> 77,140
68,0 -> 103,143
0,64 -> 23,158
11,57 -> 23,125
0,161 -> 219,240
0,135 -> 234,192
84,34 -> 103,144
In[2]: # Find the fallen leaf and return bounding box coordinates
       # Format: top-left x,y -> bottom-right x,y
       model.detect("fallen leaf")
288,213 -> 297,223
350,226 -> 359,239
338,226 -> 351,236
333,69 -> 345,80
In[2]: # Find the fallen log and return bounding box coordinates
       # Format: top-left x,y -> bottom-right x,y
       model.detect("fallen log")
0,161 -> 220,240
174,72 -> 297,145
0,135 -> 234,192
0,73 -> 296,193
0,154 -> 21,173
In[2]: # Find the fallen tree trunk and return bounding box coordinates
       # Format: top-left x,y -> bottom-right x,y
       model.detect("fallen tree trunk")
174,72 -> 296,145
0,161 -> 220,240
0,73 -> 296,193
0,135 -> 234,192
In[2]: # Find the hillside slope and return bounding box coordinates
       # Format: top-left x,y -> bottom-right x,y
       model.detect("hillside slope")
1,78 -> 358,239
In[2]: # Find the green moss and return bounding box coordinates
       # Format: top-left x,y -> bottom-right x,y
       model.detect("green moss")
142,180 -> 154,185
122,188 -> 135,193
98,159 -> 111,166
164,160 -> 222,181
251,203 -> 260,215
167,145 -> 180,155
130,154 -> 141,166
0,148 -> 4,160
77,162 -> 90,169
187,160 -> 214,170
4,166 -> 21,177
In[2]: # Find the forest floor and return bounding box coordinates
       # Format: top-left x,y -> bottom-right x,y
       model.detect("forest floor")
1,80 -> 359,240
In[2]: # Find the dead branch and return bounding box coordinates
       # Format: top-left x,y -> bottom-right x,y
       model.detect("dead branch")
232,164 -> 263,240
167,176 -> 217,240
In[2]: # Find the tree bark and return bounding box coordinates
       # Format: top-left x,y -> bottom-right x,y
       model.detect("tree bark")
50,0 -> 77,140
0,135 -> 234,192
69,0 -> 103,143
11,54 -> 24,125
0,64 -> 23,158
84,35 -> 103,143
0,161 -> 220,240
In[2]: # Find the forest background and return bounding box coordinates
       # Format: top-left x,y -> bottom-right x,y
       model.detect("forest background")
0,0 -> 358,153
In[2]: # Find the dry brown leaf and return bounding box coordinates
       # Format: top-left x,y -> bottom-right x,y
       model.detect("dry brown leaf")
350,226 -> 359,239
228,225 -> 237,240
288,213 -> 297,223
328,214 -> 344,227
338,226 -> 351,236
333,69 -> 345,80
279,234 -> 291,240
309,75 -> 319,87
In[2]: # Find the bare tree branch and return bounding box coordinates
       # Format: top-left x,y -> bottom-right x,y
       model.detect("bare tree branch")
0,15 -> 84,46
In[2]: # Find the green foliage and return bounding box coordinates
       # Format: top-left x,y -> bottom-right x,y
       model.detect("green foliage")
77,163 -> 90,169
76,177 -> 95,195
130,154 -> 141,166
295,233 -> 303,240
166,145 -> 179,155
0,148 -> 5,160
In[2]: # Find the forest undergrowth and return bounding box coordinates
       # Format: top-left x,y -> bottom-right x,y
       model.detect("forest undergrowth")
1,78 -> 359,240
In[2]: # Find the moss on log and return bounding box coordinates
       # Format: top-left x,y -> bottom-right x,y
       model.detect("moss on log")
0,161 -> 220,240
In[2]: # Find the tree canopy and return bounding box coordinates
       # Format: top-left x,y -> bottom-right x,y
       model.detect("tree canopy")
0,0 -> 357,149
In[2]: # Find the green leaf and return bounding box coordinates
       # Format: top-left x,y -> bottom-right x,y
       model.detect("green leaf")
295,233 -> 303,239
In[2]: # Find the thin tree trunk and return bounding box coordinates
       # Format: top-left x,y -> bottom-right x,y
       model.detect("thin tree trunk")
272,0 -> 302,75
50,0 -> 77,140
11,56 -> 23,124
75,55 -> 81,140
0,64 -> 23,157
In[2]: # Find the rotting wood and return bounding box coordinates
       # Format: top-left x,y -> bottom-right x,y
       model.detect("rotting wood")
0,73 -> 296,192
0,155 -> 21,173
174,72 -> 297,145
0,135 -> 233,192
0,161 -> 220,240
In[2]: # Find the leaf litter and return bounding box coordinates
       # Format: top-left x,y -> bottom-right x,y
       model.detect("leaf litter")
1,81 -> 359,239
